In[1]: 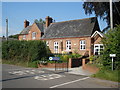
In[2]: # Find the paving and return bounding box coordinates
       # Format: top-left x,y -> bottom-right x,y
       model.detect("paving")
41,66 -> 94,76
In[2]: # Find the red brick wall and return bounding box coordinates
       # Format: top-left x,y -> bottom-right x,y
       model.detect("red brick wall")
43,36 -> 92,56
93,34 -> 102,44
18,23 -> 42,40
38,63 -> 68,68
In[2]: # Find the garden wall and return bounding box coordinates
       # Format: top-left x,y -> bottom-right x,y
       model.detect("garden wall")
82,58 -> 99,73
38,62 -> 68,68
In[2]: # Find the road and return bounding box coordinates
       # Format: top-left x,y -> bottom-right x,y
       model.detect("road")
1,64 -> 119,88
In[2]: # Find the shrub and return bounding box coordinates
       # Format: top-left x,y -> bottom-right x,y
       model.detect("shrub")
100,25 -> 120,70
2,40 -> 51,65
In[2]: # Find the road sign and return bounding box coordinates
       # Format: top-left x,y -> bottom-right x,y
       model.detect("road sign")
49,57 -> 53,60
109,54 -> 116,71
110,54 -> 116,57
49,57 -> 60,61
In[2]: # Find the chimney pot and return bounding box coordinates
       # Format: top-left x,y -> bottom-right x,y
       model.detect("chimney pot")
24,20 -> 29,28
45,16 -> 53,27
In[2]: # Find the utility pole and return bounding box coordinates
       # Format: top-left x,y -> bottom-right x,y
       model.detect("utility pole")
6,18 -> 8,40
110,0 -> 113,30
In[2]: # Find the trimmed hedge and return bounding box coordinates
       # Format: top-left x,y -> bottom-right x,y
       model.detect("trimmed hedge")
2,40 -> 50,62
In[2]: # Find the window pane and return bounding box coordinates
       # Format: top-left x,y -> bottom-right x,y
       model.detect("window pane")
95,46 -> 98,48
80,45 -> 82,49
69,41 -> 71,44
83,40 -> 85,44
100,45 -> 103,49
83,45 -> 85,49
69,46 -> 71,49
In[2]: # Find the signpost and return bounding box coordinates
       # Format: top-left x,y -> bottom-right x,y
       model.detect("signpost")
109,54 -> 116,71
49,57 -> 60,61
49,57 -> 60,71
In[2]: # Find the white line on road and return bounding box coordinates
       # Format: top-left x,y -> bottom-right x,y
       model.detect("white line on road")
49,77 -> 90,88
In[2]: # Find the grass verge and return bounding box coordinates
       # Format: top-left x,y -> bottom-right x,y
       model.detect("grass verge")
2,60 -> 38,68
92,69 -> 120,82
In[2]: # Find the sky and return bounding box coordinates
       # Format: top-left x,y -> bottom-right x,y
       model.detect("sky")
1,2 -> 108,37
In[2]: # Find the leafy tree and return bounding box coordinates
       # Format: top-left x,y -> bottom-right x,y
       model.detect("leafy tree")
100,25 -> 120,70
34,18 -> 45,24
34,19 -> 39,23
83,2 -> 120,31
9,34 -> 19,39
39,18 -> 46,24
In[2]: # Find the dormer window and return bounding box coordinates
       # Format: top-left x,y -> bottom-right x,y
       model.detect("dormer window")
32,32 -> 36,39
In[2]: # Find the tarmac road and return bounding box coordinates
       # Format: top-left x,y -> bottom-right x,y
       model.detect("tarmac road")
1,64 -> 119,88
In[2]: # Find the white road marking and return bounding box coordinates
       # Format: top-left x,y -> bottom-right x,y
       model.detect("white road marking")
8,69 -> 44,75
34,74 -> 65,81
49,77 -> 90,88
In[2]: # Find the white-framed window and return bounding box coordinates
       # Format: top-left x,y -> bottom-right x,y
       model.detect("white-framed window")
23,35 -> 26,40
94,44 -> 104,55
54,41 -> 59,53
46,41 -> 49,46
80,40 -> 86,50
66,40 -> 71,51
32,32 -> 36,39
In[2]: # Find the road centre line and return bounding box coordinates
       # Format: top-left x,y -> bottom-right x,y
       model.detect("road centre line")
49,77 -> 90,88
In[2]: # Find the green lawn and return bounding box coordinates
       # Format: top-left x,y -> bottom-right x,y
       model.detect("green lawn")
2,60 -> 38,68
92,69 -> 120,82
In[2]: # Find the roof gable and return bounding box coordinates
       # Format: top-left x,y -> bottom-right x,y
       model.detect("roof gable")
20,22 -> 44,35
42,17 -> 99,39
20,26 -> 32,35
35,22 -> 44,33
91,31 -> 104,38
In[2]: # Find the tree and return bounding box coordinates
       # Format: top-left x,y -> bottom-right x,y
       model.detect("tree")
9,34 -> 19,39
83,2 -> 120,31
34,18 -> 45,24
100,25 -> 120,70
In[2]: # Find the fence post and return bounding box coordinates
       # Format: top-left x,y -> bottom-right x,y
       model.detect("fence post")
68,58 -> 72,68
82,58 -> 86,69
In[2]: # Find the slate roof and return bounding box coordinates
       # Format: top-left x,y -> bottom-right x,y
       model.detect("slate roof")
42,17 -> 99,39
35,23 -> 44,33
20,26 -> 32,35
20,22 -> 44,35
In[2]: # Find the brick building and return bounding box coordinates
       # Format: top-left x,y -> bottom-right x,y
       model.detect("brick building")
18,16 -> 104,56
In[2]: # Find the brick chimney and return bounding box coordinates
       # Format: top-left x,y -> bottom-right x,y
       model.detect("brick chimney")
45,16 -> 53,27
24,20 -> 29,28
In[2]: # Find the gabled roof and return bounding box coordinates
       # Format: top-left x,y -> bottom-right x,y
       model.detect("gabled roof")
91,31 -> 104,38
35,22 -> 44,33
20,22 -> 44,35
42,17 -> 99,39
20,26 -> 32,35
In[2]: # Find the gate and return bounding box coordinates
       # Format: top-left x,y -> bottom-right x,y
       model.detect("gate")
55,60 -> 68,72
49,53 -> 69,72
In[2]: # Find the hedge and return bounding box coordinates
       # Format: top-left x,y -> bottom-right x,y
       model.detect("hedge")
2,40 -> 51,62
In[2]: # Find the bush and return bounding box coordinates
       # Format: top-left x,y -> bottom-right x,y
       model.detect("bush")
68,53 -> 81,59
100,25 -> 120,70
92,69 -> 120,82
2,40 -> 51,67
